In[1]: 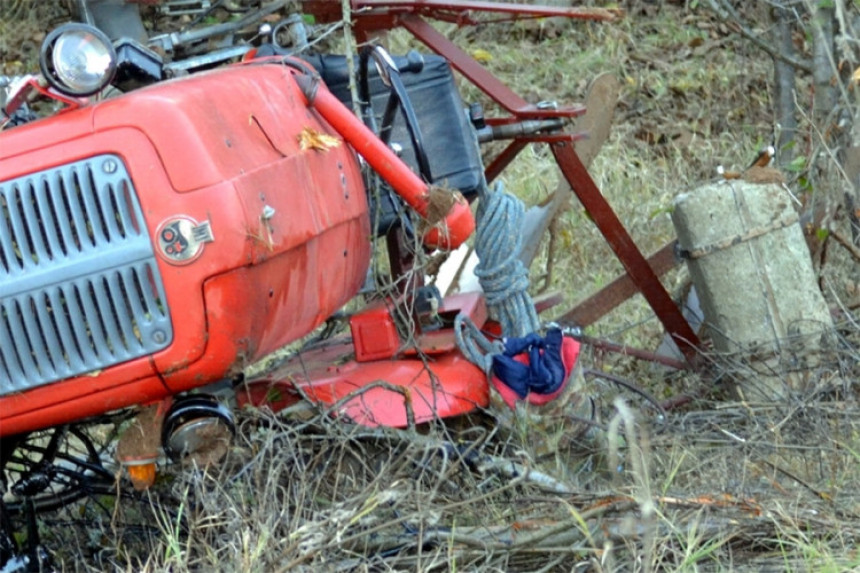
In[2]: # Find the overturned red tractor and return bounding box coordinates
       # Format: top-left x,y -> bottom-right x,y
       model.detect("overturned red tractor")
0,46 -> 479,435
0,1 -> 687,569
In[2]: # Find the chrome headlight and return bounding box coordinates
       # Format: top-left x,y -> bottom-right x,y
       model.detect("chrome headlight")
39,23 -> 117,96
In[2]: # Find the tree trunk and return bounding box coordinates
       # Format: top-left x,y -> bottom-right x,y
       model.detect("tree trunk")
772,4 -> 797,167
811,5 -> 835,138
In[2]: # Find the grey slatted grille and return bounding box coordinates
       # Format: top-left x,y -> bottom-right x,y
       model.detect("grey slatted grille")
0,154 -> 172,395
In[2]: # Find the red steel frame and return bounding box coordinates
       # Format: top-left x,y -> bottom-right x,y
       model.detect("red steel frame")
302,0 -> 701,362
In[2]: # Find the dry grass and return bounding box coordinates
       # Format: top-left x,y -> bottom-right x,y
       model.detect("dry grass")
41,390 -> 860,571
3,2 -> 860,571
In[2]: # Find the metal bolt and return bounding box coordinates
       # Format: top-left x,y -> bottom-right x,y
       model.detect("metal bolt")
152,330 -> 167,344
261,205 -> 276,220
103,159 -> 118,174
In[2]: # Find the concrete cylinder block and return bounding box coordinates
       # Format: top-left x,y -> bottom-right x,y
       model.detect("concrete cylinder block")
672,180 -> 834,396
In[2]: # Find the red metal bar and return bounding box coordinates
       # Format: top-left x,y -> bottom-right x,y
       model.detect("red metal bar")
557,241 -> 680,327
579,334 -> 691,371
550,140 -> 700,361
302,1 -> 622,26
308,82 -> 429,209
484,139 -> 527,184
484,132 -> 587,186
354,1 -> 621,22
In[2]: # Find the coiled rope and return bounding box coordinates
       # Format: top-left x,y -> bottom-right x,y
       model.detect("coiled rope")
455,182 -> 541,374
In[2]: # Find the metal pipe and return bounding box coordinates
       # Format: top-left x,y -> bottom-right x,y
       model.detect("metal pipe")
290,65 -> 474,250
149,0 -> 286,51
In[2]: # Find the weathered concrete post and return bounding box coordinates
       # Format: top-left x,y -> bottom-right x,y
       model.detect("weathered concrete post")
672,178 -> 834,399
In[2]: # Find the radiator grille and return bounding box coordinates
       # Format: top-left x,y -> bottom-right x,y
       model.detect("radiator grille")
0,155 -> 172,395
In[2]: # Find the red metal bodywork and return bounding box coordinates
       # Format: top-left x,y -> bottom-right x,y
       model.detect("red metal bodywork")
238,292 -> 490,426
0,63 -> 372,436
238,343 -> 488,427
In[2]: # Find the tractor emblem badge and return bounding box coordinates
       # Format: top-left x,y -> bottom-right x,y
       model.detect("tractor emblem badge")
156,216 -> 214,264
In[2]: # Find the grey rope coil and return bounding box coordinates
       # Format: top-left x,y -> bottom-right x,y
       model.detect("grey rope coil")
455,182 -> 541,373
474,182 -> 541,338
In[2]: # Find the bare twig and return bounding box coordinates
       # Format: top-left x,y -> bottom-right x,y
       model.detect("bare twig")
326,380 -> 417,431
705,0 -> 813,74
828,228 -> 860,263
584,368 -> 667,419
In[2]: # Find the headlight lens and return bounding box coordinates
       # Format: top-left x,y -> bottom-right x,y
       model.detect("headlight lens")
40,24 -> 117,96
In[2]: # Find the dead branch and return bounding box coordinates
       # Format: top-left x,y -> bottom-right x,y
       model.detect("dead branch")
704,0 -> 812,74
829,228 -> 860,264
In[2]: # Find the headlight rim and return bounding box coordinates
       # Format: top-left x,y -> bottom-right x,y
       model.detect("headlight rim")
39,23 -> 117,97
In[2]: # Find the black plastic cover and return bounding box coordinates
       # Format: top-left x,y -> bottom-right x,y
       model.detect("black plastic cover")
302,52 -> 484,199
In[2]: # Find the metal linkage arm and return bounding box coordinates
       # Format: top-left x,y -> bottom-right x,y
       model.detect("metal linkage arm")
549,140 -> 700,360
300,0 -> 701,363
